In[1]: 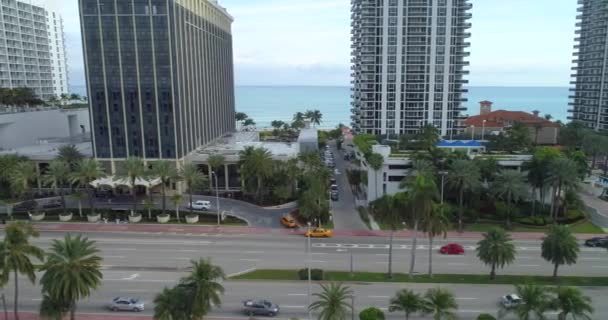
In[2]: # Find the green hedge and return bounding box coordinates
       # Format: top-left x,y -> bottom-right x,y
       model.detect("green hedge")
297,268 -> 323,281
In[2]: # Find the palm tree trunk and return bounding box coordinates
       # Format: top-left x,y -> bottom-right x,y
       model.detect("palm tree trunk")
554,183 -> 563,221
13,270 -> 18,320
405,312 -> 409,320
87,185 -> 95,214
549,183 -> 557,224
256,175 -> 263,203
603,156 -> 608,176
388,229 -> 394,279
531,187 -> 536,218
1,293 -> 8,320
131,185 -> 137,215
506,194 -> 512,229
70,302 -> 76,320
553,263 -> 559,279
189,187 -> 194,217
458,189 -> 464,232
408,219 -> 418,278
161,182 -> 166,215
375,170 -> 378,200
176,204 -> 180,222
592,153 -> 597,169
78,199 -> 82,218
428,234 -> 434,278
60,186 -> 67,216
490,263 -> 496,280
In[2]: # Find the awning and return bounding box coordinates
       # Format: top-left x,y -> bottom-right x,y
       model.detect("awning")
90,176 -> 162,189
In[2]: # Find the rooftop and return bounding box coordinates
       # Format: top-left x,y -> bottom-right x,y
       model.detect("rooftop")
0,134 -> 92,161
464,110 -> 560,128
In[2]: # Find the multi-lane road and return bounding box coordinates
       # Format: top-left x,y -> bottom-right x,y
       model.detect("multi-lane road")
4,230 -> 608,319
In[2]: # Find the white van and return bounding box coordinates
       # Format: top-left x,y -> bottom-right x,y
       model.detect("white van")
190,200 -> 211,211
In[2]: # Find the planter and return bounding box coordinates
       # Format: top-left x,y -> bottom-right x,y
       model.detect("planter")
186,214 -> 199,224
87,214 -> 100,223
59,212 -> 73,222
128,214 -> 142,223
157,214 -> 170,224
31,212 -> 45,221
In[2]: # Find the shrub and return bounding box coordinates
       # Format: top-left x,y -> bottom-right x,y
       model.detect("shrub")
297,268 -> 323,280
557,209 -> 585,224
359,307 -> 384,320
477,314 -> 496,320
518,216 -> 546,226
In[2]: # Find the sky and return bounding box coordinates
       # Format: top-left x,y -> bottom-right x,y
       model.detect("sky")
50,0 -> 578,88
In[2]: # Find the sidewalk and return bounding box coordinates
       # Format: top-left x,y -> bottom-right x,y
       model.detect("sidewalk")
1,221 -> 604,240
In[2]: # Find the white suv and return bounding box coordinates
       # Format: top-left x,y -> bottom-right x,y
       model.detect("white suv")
500,294 -> 523,308
190,200 -> 211,211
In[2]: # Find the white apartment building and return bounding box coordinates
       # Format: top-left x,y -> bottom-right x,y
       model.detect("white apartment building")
350,0 -> 472,138
0,0 -> 68,100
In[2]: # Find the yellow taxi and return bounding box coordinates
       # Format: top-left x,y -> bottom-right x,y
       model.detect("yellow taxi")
305,228 -> 333,238
281,215 -> 298,228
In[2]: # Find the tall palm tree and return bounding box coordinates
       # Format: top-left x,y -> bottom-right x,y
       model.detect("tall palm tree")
547,158 -> 580,221
476,228 -> 516,279
492,170 -> 528,228
551,286 -> 593,320
40,234 -> 102,320
308,109 -> 323,127
9,160 -> 37,202
179,259 -> 225,319
499,284 -> 551,320
170,194 -> 183,222
180,164 -> 207,217
370,193 -> 406,278
525,156 -> 550,217
389,289 -> 426,320
421,203 -> 450,277
151,160 -> 178,216
239,146 -> 273,203
153,286 -> 192,320
423,288 -> 458,320
541,225 -> 579,279
309,282 -> 353,320
367,153 -> 384,200
0,223 -> 44,320
44,160 -> 70,215
447,159 -> 481,232
71,159 -> 105,214
285,158 -> 301,197
117,157 -> 146,215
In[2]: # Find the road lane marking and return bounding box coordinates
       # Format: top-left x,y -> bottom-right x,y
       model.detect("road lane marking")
227,267 -> 256,278
287,293 -> 307,296
239,259 -> 260,262
368,295 -> 390,299
121,273 -> 140,280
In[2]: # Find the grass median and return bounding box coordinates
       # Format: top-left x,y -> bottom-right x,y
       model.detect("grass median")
230,269 -> 608,287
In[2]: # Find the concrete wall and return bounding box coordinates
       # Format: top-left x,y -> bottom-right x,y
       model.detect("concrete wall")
0,108 -> 90,150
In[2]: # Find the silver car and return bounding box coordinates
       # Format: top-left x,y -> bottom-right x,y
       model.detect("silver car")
243,299 -> 280,317
108,297 -> 144,312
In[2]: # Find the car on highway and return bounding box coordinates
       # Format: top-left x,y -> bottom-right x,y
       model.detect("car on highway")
439,243 -> 464,255
331,191 -> 339,201
305,227 -> 333,238
500,294 -> 523,309
585,237 -> 608,247
108,297 -> 144,312
243,299 -> 280,317
13,200 -> 37,212
189,200 -> 211,211
281,215 -> 297,228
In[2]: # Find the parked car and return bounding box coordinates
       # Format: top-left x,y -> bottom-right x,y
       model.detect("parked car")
305,228 -> 333,238
585,237 -> 608,248
108,297 -> 144,312
330,177 -> 337,185
42,198 -> 63,209
13,200 -> 37,212
281,215 -> 297,228
331,191 -> 339,201
243,299 -> 280,317
190,200 -> 211,211
500,294 -> 523,309
330,184 -> 338,192
439,243 -> 464,255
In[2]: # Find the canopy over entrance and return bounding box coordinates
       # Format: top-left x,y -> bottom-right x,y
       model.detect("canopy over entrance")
90,176 -> 162,189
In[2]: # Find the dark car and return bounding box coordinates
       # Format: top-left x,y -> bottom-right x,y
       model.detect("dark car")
585,237 -> 608,248
331,191 -> 339,201
13,200 -> 37,212
243,299 -> 279,317
42,199 -> 64,209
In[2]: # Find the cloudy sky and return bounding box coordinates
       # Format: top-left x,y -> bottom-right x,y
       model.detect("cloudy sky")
52,0 -> 578,88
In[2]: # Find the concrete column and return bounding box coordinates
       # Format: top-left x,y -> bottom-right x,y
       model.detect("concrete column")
224,164 -> 229,191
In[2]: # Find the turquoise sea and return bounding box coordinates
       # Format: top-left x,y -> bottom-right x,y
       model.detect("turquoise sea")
70,85 -> 570,129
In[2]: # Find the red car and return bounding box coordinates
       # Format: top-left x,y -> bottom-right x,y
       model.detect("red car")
439,243 -> 464,255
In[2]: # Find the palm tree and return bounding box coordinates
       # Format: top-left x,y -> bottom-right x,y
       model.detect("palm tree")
492,170 -> 528,228
500,284 -> 551,320
370,193 -> 406,278
117,157 -> 146,215
243,118 -> 256,127
389,289 -> 426,320
525,156 -> 550,217
423,288 -> 458,320
57,145 -> 84,170
551,286 -> 593,320
71,159 -> 105,214
170,193 -> 183,222
40,234 -> 102,320
180,164 -> 207,217
309,282 -> 353,320
9,160 -> 37,201
153,286 -> 192,320
150,160 -> 178,216
179,258 -> 225,318
476,228 -> 516,279
235,112 -> 248,124
541,225 -> 579,279
293,111 -> 305,123
44,160 -> 70,215
239,146 -> 273,203
367,153 -> 384,200
544,114 -> 553,121
306,109 -> 322,127
421,203 -> 450,277
0,222 -> 44,320
547,158 -> 580,221
447,159 -> 481,232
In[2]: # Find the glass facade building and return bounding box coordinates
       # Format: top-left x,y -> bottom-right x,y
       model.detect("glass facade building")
79,0 -> 235,162
350,0 -> 472,137
569,0 -> 608,131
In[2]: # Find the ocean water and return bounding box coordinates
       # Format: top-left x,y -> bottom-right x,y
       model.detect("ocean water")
70,85 -> 570,129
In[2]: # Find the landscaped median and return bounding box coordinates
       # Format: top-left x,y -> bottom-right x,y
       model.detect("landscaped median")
230,269 -> 608,286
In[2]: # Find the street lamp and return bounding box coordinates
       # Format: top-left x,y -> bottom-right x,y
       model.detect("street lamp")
438,171 -> 448,204
306,221 -> 312,320
470,125 -> 475,140
211,171 -> 220,226
481,120 -> 487,140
